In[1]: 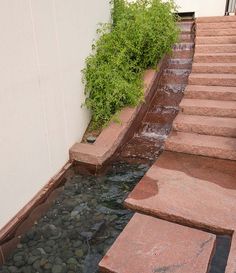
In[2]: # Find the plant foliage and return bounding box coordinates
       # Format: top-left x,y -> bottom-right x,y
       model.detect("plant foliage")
83,0 -> 179,128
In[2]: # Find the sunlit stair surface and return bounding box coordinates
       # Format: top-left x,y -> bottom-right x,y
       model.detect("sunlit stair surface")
99,213 -> 216,273
166,15 -> 236,160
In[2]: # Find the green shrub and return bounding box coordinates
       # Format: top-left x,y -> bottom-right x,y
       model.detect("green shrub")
83,0 -> 179,128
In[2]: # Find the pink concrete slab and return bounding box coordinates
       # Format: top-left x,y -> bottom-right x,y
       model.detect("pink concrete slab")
189,73 -> 236,87
195,44 -> 236,54
153,151 -> 236,190
99,213 -> 216,273
196,28 -> 236,36
180,99 -> 236,118
194,53 -> 236,63
185,85 -> 236,101
196,16 -> 236,23
192,63 -> 236,74
196,36 -> 236,45
173,114 -> 236,137
196,22 -> 236,30
165,131 -> 236,160
125,154 -> 236,233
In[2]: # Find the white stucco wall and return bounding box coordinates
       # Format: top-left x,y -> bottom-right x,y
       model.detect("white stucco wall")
0,0 -> 110,230
175,0 -> 227,17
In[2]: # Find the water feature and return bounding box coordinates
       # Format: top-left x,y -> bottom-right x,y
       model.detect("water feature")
209,235 -> 231,273
0,19 -> 232,273
0,162 -> 149,273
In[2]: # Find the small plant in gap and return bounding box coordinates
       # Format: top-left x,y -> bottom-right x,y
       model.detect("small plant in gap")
83,0 -> 179,129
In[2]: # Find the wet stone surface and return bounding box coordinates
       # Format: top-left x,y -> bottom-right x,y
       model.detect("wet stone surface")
0,162 -> 149,273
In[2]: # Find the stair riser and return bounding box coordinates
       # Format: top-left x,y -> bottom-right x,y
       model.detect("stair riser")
168,59 -> 192,69
196,29 -> 236,36
172,50 -> 194,59
181,106 -> 236,118
196,22 -> 236,30
192,65 -> 236,74
195,45 -> 236,53
173,122 -> 236,137
177,23 -> 194,32
165,140 -> 236,160
189,77 -> 236,87
162,75 -> 189,84
196,16 -> 236,23
180,33 -> 195,42
185,90 -> 236,101
168,63 -> 192,69
196,36 -> 236,44
194,55 -> 236,63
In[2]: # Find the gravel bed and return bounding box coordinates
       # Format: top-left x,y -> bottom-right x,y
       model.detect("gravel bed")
0,162 -> 149,273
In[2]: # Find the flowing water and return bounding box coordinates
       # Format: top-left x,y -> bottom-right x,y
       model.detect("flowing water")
0,163 -> 149,273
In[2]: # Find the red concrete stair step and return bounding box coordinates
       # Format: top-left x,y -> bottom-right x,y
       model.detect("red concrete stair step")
196,22 -> 236,30
180,98 -> 236,118
189,73 -> 236,87
196,36 -> 236,45
165,131 -> 236,160
194,53 -> 236,63
125,151 -> 236,232
195,44 -> 236,54
99,213 -> 216,273
196,16 -> 236,23
192,63 -> 236,74
173,114 -> 236,137
196,28 -> 236,36
184,85 -> 236,101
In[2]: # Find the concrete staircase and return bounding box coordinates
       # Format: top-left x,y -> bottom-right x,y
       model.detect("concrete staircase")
99,17 -> 236,273
166,16 -> 236,160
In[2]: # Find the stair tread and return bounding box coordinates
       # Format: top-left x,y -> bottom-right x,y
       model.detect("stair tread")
193,63 -> 236,67
174,114 -> 236,137
197,22 -> 236,29
180,98 -> 236,108
184,85 -> 236,100
125,151 -> 236,232
166,131 -> 236,151
190,73 -> 236,79
195,44 -> 236,53
175,114 -> 236,128
196,44 -> 236,47
197,16 -> 236,23
196,36 -> 236,45
99,213 -> 215,273
195,52 -> 236,56
186,84 -> 236,92
196,29 -> 236,36
186,85 -> 236,92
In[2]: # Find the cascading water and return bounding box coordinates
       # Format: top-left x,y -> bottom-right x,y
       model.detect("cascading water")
120,21 -> 195,162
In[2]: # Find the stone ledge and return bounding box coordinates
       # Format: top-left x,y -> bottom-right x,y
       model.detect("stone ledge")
70,57 -> 167,167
